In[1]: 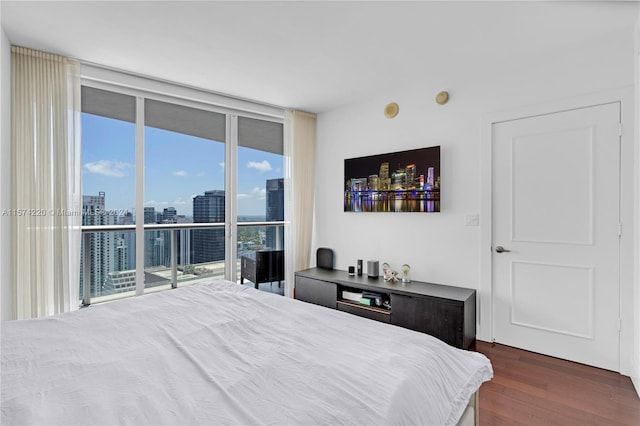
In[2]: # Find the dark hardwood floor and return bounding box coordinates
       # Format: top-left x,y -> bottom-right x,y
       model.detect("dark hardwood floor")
473,341 -> 640,425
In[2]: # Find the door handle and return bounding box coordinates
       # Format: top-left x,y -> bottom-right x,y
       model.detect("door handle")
495,246 -> 511,253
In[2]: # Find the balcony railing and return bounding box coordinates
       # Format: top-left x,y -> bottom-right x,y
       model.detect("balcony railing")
81,221 -> 285,306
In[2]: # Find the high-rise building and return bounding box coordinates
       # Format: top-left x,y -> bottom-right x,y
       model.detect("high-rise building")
153,235 -> 167,266
114,237 -> 128,271
368,175 -> 379,191
120,211 -> 136,271
144,207 -> 156,268
144,207 -> 156,224
379,162 -> 391,190
392,168 -> 407,190
104,270 -> 136,295
379,162 -> 389,179
406,164 -> 416,188
80,192 -> 117,298
143,207 -> 170,268
265,178 -> 284,250
426,167 -> 435,190
176,215 -> 192,266
192,190 -> 225,264
158,208 -> 177,265
162,207 -> 177,223
351,178 -> 367,192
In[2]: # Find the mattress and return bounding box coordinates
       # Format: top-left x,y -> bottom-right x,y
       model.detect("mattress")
1,280 -> 492,425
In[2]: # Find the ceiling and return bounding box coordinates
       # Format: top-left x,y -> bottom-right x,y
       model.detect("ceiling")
1,1 -> 638,113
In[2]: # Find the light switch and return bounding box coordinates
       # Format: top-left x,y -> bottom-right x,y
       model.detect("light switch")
465,214 -> 479,226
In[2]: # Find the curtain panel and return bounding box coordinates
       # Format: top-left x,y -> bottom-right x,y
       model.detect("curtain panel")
283,110 -> 316,298
11,46 -> 81,319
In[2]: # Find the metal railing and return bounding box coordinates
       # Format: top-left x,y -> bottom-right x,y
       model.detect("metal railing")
81,221 -> 284,306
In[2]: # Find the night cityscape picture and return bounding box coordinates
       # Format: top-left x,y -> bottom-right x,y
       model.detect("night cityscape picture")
344,146 -> 440,213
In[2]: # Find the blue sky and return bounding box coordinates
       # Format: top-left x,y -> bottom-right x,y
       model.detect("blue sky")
82,113 -> 283,219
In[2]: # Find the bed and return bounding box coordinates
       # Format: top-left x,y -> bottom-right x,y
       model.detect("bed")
1,280 -> 492,425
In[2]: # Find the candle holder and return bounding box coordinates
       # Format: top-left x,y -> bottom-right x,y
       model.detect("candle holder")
401,264 -> 411,283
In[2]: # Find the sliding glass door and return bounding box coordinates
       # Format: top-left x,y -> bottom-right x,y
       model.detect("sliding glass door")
80,84 -> 283,303
144,99 -> 226,291
236,117 -> 284,291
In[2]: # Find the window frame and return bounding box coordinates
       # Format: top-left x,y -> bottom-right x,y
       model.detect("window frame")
80,66 -> 285,304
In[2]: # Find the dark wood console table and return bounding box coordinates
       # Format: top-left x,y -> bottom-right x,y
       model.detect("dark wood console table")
294,267 -> 476,349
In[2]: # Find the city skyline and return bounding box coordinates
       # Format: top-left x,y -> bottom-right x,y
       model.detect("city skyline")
80,184 -> 285,298
344,146 -> 440,184
344,146 -> 441,213
81,110 -> 285,298
81,113 -> 284,218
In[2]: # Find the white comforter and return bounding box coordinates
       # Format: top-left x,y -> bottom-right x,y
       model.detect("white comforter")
1,280 -> 492,426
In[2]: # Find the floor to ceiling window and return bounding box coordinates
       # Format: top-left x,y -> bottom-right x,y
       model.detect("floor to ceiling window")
80,81 -> 284,304
144,99 -> 226,291
80,87 -> 136,301
236,117 -> 284,291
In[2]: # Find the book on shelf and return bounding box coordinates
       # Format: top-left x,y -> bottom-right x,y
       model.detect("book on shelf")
341,290 -> 386,308
359,297 -> 374,306
341,290 -> 363,302
362,291 -> 383,307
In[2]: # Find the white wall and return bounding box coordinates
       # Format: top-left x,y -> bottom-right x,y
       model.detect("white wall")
0,24 -> 12,321
314,27 -> 637,367
632,5 -> 640,396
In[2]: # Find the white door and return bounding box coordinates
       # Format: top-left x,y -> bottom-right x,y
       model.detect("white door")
492,103 -> 621,371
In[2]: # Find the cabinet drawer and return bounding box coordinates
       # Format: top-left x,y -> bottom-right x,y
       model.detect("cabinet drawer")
295,276 -> 337,309
390,293 -> 464,348
337,301 -> 391,324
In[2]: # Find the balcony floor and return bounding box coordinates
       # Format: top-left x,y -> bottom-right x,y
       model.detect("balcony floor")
240,280 -> 284,296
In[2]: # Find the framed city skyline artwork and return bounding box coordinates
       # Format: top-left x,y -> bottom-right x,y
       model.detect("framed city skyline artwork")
344,146 -> 440,213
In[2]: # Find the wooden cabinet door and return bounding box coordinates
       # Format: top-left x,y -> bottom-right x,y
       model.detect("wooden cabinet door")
295,276 -> 337,309
390,294 -> 464,348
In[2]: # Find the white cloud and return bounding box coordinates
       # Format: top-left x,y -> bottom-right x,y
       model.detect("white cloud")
84,160 -> 132,177
144,200 -> 169,206
173,197 -> 189,205
173,170 -> 188,177
196,171 -> 206,177
247,160 -> 272,172
237,187 -> 266,200
252,187 -> 266,199
219,162 -> 225,171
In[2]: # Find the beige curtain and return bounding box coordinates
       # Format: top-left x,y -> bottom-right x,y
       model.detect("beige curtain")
11,46 -> 81,319
283,110 -> 316,298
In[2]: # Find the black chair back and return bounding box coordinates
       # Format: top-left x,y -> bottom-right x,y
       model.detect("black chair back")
316,248 -> 334,269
